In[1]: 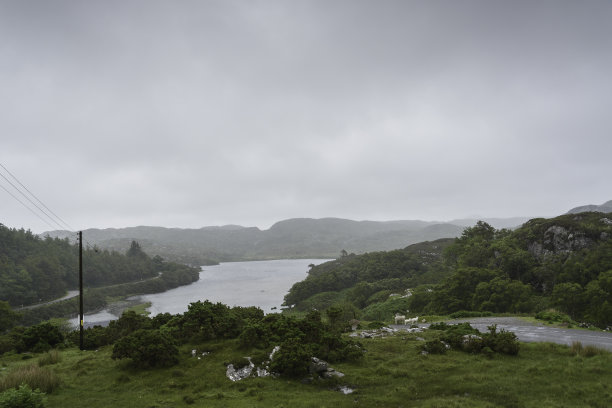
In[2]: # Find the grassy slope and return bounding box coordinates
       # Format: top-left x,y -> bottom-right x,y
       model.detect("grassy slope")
1,333 -> 610,407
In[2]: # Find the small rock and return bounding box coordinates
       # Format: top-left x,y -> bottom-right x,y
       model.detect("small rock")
337,386 -> 354,394
309,357 -> 329,374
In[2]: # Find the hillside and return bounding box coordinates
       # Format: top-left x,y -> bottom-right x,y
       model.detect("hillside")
0,224 -> 199,309
285,212 -> 612,327
43,217 -> 527,264
567,199 -> 612,214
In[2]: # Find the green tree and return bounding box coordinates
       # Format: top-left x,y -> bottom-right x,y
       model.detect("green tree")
0,300 -> 20,332
551,282 -> 585,319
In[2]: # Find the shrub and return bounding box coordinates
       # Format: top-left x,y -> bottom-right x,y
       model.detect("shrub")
462,335 -> 484,353
0,365 -> 60,393
422,340 -> 447,354
439,323 -> 481,349
366,321 -> 386,329
483,325 -> 520,355
428,322 -> 449,331
0,384 -> 45,408
112,329 -> 178,368
536,309 -> 573,324
0,335 -> 16,355
269,338 -> 312,377
16,323 -> 64,353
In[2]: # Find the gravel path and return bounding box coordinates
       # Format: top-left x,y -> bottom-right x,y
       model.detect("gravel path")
393,317 -> 612,351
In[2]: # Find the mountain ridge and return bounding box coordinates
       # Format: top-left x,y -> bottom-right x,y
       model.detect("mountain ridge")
43,216 -> 530,265
566,200 -> 612,214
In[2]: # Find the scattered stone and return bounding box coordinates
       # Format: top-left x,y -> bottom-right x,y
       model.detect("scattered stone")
226,358 -> 255,382
269,345 -> 280,361
256,367 -> 270,378
420,350 -> 429,355
415,337 -> 425,341
309,357 -> 328,374
309,357 -> 345,379
337,386 -> 355,394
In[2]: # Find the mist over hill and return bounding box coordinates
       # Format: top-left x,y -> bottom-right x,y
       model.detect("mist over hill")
567,200 -> 612,214
43,217 -> 530,265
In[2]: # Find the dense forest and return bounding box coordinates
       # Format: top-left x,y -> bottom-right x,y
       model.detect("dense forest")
0,224 -> 199,308
285,212 -> 612,327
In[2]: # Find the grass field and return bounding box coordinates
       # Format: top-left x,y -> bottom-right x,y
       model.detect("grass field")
1,330 -> 611,407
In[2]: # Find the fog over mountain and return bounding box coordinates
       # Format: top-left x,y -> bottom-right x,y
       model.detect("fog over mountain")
44,216 -> 531,265
567,200 -> 612,215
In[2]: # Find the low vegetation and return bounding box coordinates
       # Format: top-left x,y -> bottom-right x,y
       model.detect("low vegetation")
0,323 -> 610,407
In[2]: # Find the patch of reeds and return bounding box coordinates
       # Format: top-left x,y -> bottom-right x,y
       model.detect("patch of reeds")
38,349 -> 62,367
570,341 -> 608,357
0,364 -> 61,393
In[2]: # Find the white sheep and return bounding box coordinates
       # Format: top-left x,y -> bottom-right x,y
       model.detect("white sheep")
394,314 -> 406,325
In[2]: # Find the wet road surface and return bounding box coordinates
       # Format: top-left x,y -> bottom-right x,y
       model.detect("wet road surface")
394,317 -> 612,351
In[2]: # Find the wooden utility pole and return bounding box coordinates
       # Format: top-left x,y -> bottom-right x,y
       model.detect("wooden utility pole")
79,230 -> 84,350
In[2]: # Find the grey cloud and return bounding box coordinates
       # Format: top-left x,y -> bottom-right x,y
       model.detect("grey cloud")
1,1 -> 611,232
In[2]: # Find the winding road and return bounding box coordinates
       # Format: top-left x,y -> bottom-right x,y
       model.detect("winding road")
395,317 -> 612,351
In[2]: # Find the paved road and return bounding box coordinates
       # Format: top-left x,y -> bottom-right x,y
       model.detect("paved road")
15,290 -> 80,310
392,317 -> 612,351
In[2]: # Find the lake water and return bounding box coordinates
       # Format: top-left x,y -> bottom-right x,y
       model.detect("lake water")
71,259 -> 329,327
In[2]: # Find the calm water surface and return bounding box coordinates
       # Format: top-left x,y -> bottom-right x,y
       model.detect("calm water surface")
72,259 -> 328,327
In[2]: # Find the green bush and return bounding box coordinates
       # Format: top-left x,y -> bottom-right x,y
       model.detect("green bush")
428,322 -> 449,331
422,339 -> 447,354
16,323 -> 64,353
462,335 -> 484,353
438,323 -> 481,349
366,321 -> 386,329
269,338 -> 312,377
535,309 -> 573,324
483,325 -> 520,355
112,329 -> 178,368
0,384 -> 45,408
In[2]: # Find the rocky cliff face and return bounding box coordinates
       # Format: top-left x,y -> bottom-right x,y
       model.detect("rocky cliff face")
527,216 -> 612,260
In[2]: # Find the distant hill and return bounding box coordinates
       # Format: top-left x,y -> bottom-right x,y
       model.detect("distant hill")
43,217 -> 531,265
449,217 -> 532,229
566,200 -> 612,214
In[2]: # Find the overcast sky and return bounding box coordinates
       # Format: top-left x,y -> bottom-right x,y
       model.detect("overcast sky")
1,0 -> 611,233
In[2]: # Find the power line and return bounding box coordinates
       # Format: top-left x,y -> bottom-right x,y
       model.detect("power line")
0,181 -> 57,230
0,169 -> 66,231
0,163 -> 71,231
0,162 -> 96,248
0,162 -> 74,231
